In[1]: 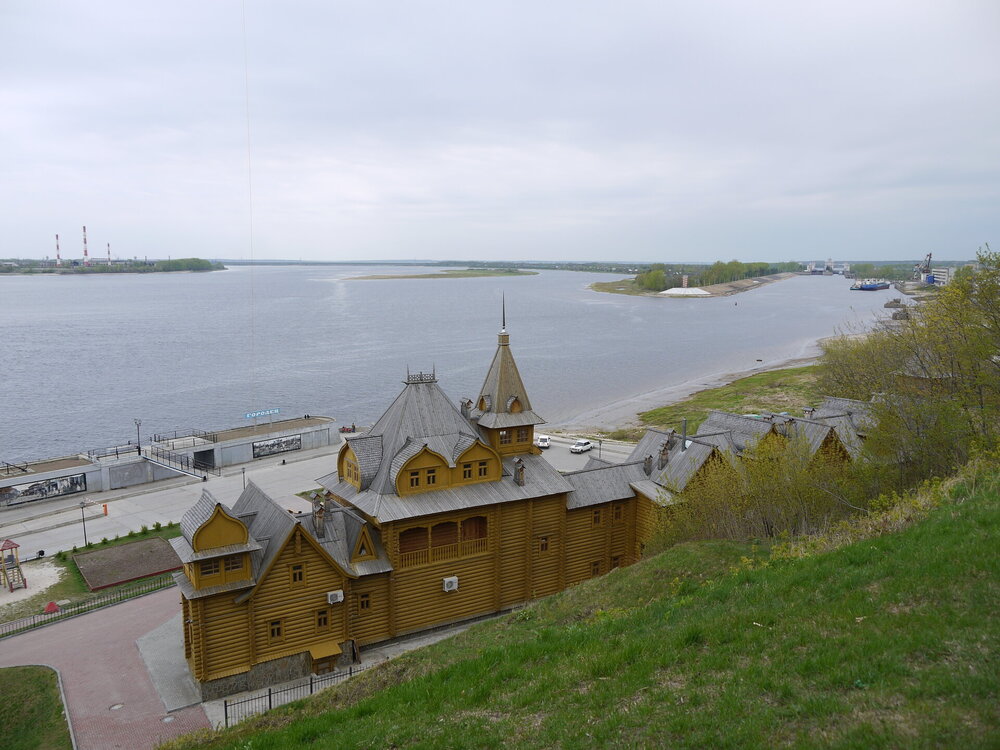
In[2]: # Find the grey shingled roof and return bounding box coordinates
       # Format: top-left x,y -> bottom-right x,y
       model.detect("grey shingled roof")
328,454 -> 574,523
629,479 -> 673,504
169,538 -> 263,565
814,414 -> 864,458
762,414 -> 834,456
696,411 -> 774,451
469,330 -> 545,429
347,375 -> 487,497
295,503 -> 393,577
345,434 -> 383,489
171,570 -> 255,600
812,396 -> 875,433
231,481 -> 299,591
624,427 -> 736,492
179,489 -> 226,543
564,461 -> 650,509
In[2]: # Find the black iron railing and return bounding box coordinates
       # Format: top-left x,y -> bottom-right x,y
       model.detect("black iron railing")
223,659 -> 384,727
87,444 -> 140,461
0,574 -> 176,639
145,445 -> 221,477
152,428 -> 218,444
1,460 -> 30,476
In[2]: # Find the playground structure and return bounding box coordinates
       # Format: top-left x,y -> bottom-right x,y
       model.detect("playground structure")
1,539 -> 27,592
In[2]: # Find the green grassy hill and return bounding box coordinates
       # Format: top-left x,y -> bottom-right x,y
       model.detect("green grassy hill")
165,464 -> 999,749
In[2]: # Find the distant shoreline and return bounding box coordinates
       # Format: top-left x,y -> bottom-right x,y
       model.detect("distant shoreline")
590,271 -> 799,298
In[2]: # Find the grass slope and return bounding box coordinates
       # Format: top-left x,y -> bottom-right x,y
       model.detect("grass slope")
165,467 -> 998,750
0,666 -> 72,750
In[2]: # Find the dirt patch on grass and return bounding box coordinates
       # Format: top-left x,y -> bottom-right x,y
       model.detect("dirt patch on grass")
73,537 -> 181,590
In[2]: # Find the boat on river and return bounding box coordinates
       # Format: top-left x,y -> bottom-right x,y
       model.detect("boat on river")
850,279 -> 890,291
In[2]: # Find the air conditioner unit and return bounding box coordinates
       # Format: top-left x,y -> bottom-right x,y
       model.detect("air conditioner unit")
442,576 -> 459,592
326,590 -> 344,605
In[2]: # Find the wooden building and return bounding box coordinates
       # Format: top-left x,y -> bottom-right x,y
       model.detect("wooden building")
173,327 -> 663,698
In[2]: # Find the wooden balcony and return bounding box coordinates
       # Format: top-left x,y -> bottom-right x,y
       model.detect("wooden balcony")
397,537 -> 489,569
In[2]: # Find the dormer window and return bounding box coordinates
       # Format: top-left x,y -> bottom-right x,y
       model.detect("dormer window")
508,397 -> 522,414
200,559 -> 220,577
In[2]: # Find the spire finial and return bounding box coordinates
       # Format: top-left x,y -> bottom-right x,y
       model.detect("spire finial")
501,293 -> 506,333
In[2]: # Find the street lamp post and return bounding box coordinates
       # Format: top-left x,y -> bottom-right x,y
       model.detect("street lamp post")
79,500 -> 89,546
134,418 -> 142,456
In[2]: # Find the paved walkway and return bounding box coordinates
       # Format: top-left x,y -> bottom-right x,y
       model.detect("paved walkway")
0,587 -> 208,750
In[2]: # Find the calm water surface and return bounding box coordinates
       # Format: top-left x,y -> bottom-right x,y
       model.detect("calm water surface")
1,267 -> 895,463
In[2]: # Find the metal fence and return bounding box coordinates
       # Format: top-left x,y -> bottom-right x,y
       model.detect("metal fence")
145,445 -> 221,477
223,659 -> 384,727
0,573 -> 176,640
1,459 -> 29,476
152,428 -> 218,444
86,444 -> 140,461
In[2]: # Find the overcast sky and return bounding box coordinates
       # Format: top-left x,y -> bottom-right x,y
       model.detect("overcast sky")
2,1 -> 998,263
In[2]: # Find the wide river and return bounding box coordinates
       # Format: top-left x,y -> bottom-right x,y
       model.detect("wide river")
1,266 -> 898,463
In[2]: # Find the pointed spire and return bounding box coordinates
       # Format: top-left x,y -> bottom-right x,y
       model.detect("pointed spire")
498,295 -> 509,346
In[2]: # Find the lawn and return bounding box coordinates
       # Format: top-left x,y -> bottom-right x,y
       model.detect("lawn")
0,666 -> 72,750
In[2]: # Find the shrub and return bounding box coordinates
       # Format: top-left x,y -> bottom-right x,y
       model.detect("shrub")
140,524 -> 149,535
153,521 -> 162,531
101,537 -> 109,545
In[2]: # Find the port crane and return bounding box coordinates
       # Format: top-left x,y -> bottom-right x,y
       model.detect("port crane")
913,252 -> 932,280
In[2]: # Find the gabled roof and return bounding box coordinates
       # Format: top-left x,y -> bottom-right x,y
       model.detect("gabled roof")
564,461 -> 651,509
231,480 -> 299,586
323,454 -> 573,523
172,488 -> 263,565
296,503 -> 393,577
624,426 -> 736,493
811,396 -> 875,433
469,329 -> 545,429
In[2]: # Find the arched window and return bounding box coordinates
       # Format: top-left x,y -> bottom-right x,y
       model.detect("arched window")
431,522 -> 458,547
462,516 -> 487,541
398,527 -> 428,553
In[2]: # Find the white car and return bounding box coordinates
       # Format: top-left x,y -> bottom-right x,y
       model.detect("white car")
536,435 -> 551,449
570,439 -> 593,454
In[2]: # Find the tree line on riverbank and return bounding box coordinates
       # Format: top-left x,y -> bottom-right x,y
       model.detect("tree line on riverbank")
635,260 -> 802,291
0,257 -> 225,274
658,248 -> 1000,545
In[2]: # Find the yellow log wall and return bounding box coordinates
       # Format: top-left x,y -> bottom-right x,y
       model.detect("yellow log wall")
250,529 -> 348,666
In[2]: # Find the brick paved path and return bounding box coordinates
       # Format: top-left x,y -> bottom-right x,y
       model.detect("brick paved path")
0,587 -> 209,749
